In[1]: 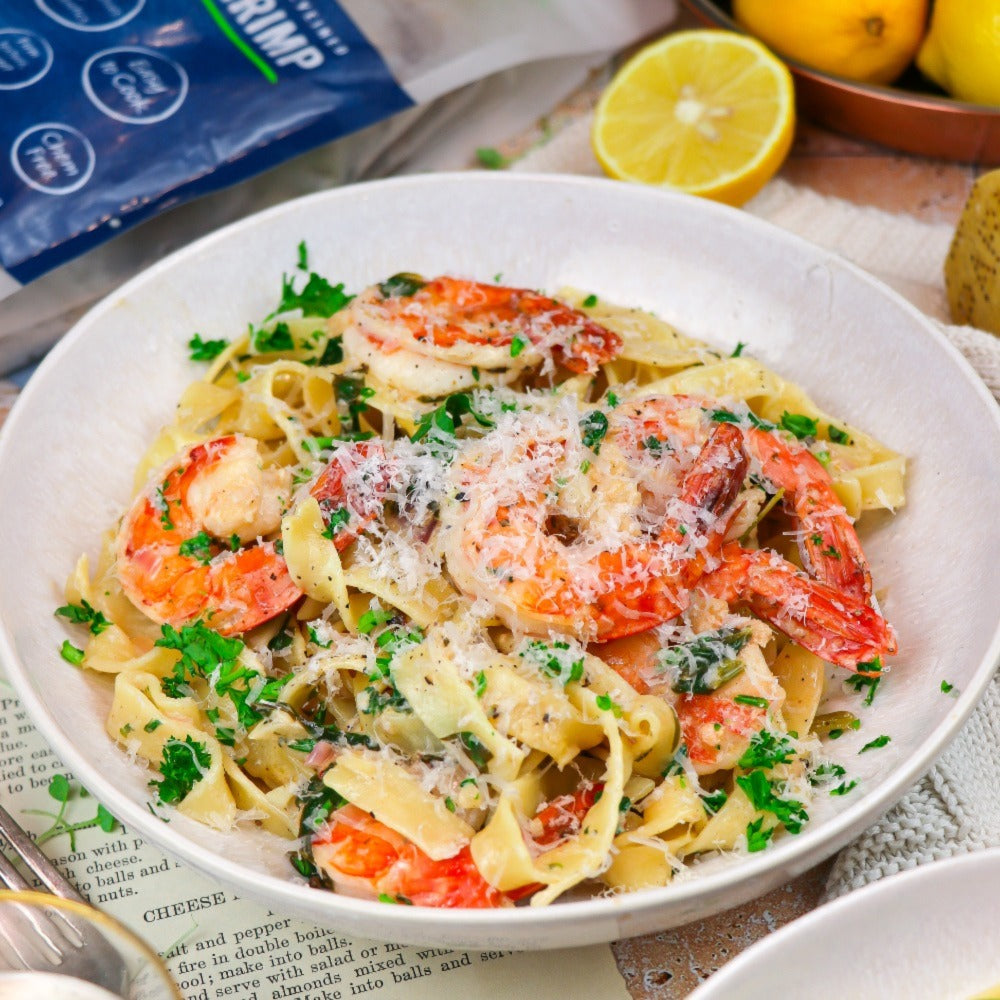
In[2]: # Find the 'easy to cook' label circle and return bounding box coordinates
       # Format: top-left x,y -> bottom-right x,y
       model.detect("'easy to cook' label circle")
0,29 -> 54,90
82,47 -> 188,125
34,0 -> 145,32
11,123 -> 96,195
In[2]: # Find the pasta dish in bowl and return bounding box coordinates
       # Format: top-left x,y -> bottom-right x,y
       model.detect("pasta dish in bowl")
1,174 -> 997,947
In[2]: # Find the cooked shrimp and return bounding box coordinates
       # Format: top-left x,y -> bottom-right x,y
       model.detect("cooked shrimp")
444,413 -> 749,641
743,426 -> 871,602
700,544 -> 896,672
308,439 -> 390,550
340,274 -> 623,398
311,804 -> 505,908
594,628 -> 784,775
313,787 -> 605,907
116,435 -> 301,636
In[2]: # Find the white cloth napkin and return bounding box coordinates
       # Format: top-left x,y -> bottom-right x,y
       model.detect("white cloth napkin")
513,114 -> 1000,897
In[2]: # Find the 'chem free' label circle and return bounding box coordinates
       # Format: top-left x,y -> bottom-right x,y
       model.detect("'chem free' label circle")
0,29 -> 54,90
34,0 -> 145,32
82,47 -> 188,125
11,123 -> 96,196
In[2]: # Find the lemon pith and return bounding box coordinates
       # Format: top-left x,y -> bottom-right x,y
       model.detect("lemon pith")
592,31 -> 795,207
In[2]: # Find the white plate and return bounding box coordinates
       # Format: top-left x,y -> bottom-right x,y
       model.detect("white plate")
691,849 -> 1000,999
1,174 -> 998,950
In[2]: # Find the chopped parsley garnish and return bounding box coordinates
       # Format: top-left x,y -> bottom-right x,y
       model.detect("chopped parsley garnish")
845,656 -> 883,706
808,762 -> 846,786
307,626 -> 331,649
60,640 -> 85,666
941,680 -> 956,695
178,531 -> 213,566
55,600 -> 111,635
188,333 -> 230,362
290,853 -> 317,879
745,818 -> 773,853
737,729 -> 796,770
733,694 -> 769,709
736,770 -> 808,834
297,775 -> 347,835
580,410 -> 609,453
708,407 -> 775,431
357,608 -> 395,635
827,425 -> 851,445
296,240 -> 309,271
154,482 -> 174,531
595,692 -> 623,717
268,630 -> 293,652
320,506 -> 351,540
701,789 -> 728,814
509,334 -> 528,358
659,627 -> 751,695
372,623 -> 423,679
475,146 -> 507,170
273,270 -> 352,319
643,435 -> 670,456
662,743 -> 689,778
779,411 -> 819,440
520,639 -> 584,686
606,391 -> 620,408
830,780 -> 858,796
155,621 -> 289,731
378,273 -> 425,298
457,732 -> 492,769
314,335 -> 344,366
859,734 -> 891,753
251,321 -> 294,354
444,797 -> 457,813
709,408 -> 741,425
287,738 -> 316,753
151,736 -> 211,805
582,294 -> 598,308
731,341 -> 746,357
143,719 -> 162,733
474,671 -> 487,698
410,392 -> 494,451
359,684 -> 409,715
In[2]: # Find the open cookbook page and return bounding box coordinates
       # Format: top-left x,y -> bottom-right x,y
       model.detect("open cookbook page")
0,678 -> 630,999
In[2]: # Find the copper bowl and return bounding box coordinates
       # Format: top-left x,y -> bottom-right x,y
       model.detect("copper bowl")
681,0 -> 1000,164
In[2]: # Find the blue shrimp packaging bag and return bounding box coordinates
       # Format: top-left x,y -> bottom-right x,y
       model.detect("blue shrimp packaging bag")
1,1 -> 413,285
0,0 -> 674,371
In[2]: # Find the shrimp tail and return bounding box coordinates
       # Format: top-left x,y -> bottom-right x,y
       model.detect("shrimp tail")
703,544 -> 897,672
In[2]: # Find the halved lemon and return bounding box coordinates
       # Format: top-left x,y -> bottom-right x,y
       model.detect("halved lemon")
592,30 -> 796,207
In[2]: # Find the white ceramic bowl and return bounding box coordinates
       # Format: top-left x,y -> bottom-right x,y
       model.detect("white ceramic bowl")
691,849 -> 1000,999
0,174 -> 998,950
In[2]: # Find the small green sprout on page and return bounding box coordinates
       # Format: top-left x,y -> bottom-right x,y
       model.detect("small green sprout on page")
475,147 -> 508,170
23,775 -> 118,849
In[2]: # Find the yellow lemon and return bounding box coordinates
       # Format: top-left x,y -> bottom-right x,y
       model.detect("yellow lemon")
592,30 -> 795,207
733,0 -> 928,85
917,0 -> 1000,106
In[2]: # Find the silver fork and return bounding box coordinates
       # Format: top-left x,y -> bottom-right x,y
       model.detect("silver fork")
0,802 -> 130,995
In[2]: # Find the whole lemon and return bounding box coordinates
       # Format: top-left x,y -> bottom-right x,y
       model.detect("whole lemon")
733,0 -> 928,85
917,0 -> 1000,106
